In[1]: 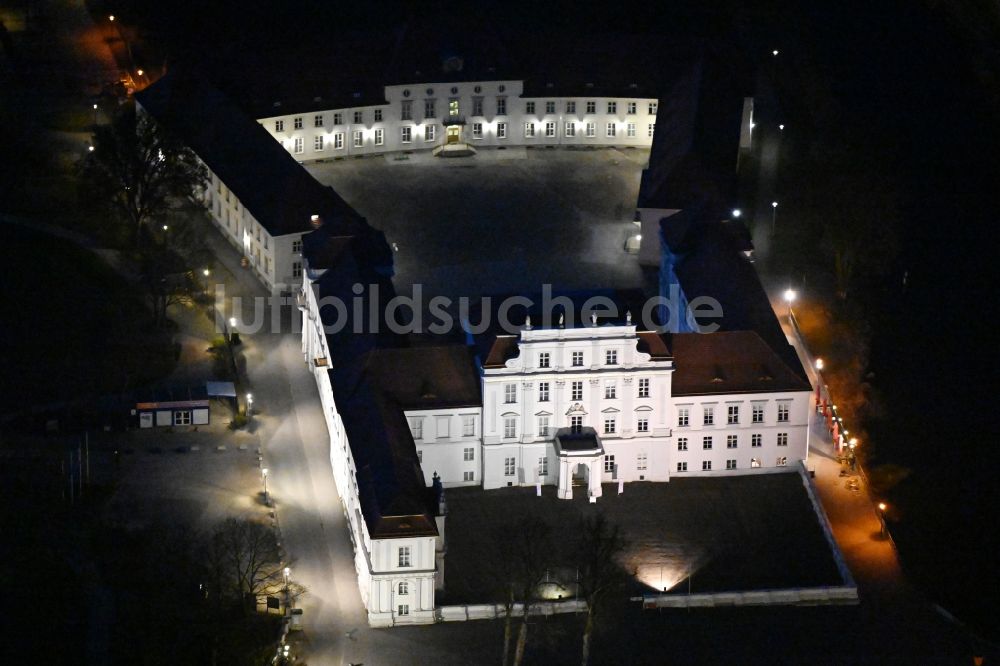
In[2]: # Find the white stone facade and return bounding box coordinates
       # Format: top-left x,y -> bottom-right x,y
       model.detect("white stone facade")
258,80 -> 659,161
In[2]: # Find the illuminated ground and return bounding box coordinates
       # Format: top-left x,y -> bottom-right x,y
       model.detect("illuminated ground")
305,147 -> 653,303
439,470 -> 844,605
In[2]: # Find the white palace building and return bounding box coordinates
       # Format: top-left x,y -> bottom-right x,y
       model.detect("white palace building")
135,51 -> 806,626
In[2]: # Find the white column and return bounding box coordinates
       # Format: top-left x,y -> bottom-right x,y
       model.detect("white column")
558,458 -> 572,499
588,458 -> 603,501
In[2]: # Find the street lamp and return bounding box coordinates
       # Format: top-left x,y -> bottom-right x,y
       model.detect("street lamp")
162,224 -> 168,231
246,392 -> 253,416
815,358 -> 824,371
731,208 -> 741,219
779,124 -> 785,131
771,201 -> 779,234
783,288 -> 797,318
108,14 -> 115,21
261,467 -> 269,504
877,502 -> 887,537
772,49 -> 779,56
93,103 -> 98,125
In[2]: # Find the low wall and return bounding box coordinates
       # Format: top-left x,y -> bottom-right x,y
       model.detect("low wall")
797,460 -> 856,588
639,586 -> 859,609
436,599 -> 588,622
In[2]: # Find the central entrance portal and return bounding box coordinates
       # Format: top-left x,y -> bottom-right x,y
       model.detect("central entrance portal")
446,125 -> 461,144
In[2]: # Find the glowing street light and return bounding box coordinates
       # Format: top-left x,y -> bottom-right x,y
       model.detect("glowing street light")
108,14 -> 115,21
246,393 -> 253,415
261,467 -> 269,504
779,124 -> 785,131
87,145 -> 94,152
136,69 -> 144,77
815,358 -> 824,370
731,208 -> 742,218
771,200 -> 779,234
162,224 -> 169,231
877,502 -> 888,537
783,288 -> 797,318
772,49 -> 779,56
202,268 -> 210,277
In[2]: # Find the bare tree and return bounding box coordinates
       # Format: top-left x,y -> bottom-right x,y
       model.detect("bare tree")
205,517 -> 306,616
574,513 -> 628,666
80,106 -> 206,247
488,516 -> 556,666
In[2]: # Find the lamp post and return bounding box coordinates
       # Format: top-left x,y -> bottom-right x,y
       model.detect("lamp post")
783,288 -> 797,319
92,103 -> 98,126
771,201 -> 779,234
229,316 -> 240,346
815,358 -> 824,371
261,467 -> 269,505
877,502 -> 887,537
731,208 -> 741,219
246,393 -> 253,418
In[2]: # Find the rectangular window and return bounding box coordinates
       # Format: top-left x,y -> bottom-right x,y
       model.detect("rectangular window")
524,122 -> 535,138
566,101 -> 576,113
677,437 -> 688,451
425,125 -> 436,141
627,101 -> 636,114
638,378 -> 650,398
777,403 -> 790,422
545,101 -> 555,114
607,101 -> 617,114
353,130 -> 363,148
751,433 -> 762,448
462,415 -> 476,437
777,432 -> 788,447
604,417 -> 616,434
637,417 -> 649,433
726,459 -> 737,470
334,112 -> 343,125
586,122 -> 596,137
292,238 -> 303,254
294,117 -> 303,129
728,405 -> 740,425
293,137 -> 304,154
353,110 -> 363,124
606,349 -> 618,365
314,114 -> 324,127
649,102 -> 658,115
401,126 -> 412,143
448,98 -> 459,117
472,122 -> 483,138
604,454 -> 615,473
504,456 -> 516,475
374,108 -> 383,121
703,406 -> 715,426
545,121 -> 555,137
777,456 -> 788,467
437,416 -> 450,438
174,410 -> 191,426
398,546 -> 411,567
606,122 -> 616,138
538,456 -> 548,476
627,122 -> 636,137
572,351 -> 584,366
751,457 -> 761,468
275,119 -> 284,132
752,404 -> 764,424
677,461 -> 688,472
538,352 -> 550,368
496,96 -> 507,115
570,415 -> 583,432
410,418 -> 423,440
565,122 -> 575,137
463,471 -> 474,481
398,581 -> 409,595
504,383 -> 517,404
400,101 -> 412,121
497,122 -> 507,138
334,132 -> 344,149
525,101 -> 536,114
538,416 -> 550,437
703,436 -> 713,450
571,381 -> 583,401
424,99 -> 436,118
292,261 -> 302,278
702,460 -> 712,471
648,123 -> 655,137
314,135 -> 325,151
538,381 -> 549,402
398,604 -> 409,616
586,100 -> 596,114
727,435 -> 738,449
604,380 -> 616,399
463,447 -> 474,461
472,97 -> 483,115
374,129 -> 384,146
637,452 -> 648,470
677,407 -> 690,427
504,418 -> 517,439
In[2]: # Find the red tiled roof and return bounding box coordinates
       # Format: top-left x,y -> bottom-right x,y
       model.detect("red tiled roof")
670,331 -> 810,396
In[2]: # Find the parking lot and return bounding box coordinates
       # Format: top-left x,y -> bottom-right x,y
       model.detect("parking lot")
305,147 -> 653,304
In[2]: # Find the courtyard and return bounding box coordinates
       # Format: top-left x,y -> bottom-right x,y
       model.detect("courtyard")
440,470 -> 844,605
305,147 -> 653,304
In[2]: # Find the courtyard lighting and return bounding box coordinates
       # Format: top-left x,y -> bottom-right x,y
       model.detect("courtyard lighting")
783,288 -> 797,318
815,358 -> 824,370
88,145 -> 94,152
731,208 -> 741,218
162,224 -> 168,231
779,124 -> 785,130
261,467 -> 269,504
772,49 -> 779,56
635,234 -> 642,241
136,69 -> 144,77
771,201 -> 779,234
203,268 -> 210,277
877,502 -> 888,537
108,14 -> 115,21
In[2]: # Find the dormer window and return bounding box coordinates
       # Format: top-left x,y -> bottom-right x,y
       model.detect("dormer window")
605,349 -> 618,365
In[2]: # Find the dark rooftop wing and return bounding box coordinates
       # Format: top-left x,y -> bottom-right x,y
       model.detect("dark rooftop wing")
670,331 -> 810,396
367,345 -> 482,410
135,70 -> 362,238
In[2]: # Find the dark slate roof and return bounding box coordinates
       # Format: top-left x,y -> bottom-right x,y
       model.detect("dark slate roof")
554,427 -> 604,454
366,345 -> 482,410
135,70 -> 362,238
669,331 -> 810,396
